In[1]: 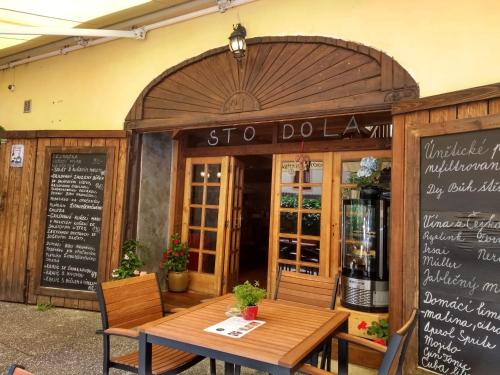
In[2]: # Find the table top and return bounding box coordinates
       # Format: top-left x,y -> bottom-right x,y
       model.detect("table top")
141,294 -> 349,369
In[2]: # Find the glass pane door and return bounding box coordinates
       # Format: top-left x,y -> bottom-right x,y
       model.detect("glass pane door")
182,157 -> 229,295
222,157 -> 245,293
270,153 -> 332,287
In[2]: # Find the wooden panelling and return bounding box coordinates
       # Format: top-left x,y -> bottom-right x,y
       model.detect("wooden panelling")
185,138 -> 391,158
19,133 -> 129,310
392,82 -> 500,115
391,84 -> 500,374
388,114 -> 405,331
123,131 -> 142,240
125,36 -> 418,131
489,98 -> 500,114
457,101 -> 488,118
0,138 -> 37,302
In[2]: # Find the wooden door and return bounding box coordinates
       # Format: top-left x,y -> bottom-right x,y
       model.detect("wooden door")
222,158 -> 244,294
182,157 -> 230,295
0,138 -> 37,302
331,150 -> 392,279
268,153 -> 333,294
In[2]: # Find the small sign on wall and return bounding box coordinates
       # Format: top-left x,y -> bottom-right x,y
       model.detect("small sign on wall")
10,144 -> 24,167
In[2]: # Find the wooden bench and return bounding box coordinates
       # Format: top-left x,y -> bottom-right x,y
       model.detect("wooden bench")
97,273 -> 206,375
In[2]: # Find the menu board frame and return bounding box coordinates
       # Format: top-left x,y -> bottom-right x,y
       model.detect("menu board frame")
402,113 -> 500,374
34,147 -> 115,300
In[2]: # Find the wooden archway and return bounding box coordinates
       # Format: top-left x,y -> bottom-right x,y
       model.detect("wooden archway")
125,36 -> 418,131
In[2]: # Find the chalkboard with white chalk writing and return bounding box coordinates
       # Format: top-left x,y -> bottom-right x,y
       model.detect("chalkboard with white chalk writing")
40,153 -> 107,292
419,128 -> 500,374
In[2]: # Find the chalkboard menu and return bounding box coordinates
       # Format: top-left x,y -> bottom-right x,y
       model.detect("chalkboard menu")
41,152 -> 107,292
419,128 -> 500,374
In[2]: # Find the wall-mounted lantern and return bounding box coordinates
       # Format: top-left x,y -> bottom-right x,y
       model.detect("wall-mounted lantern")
228,23 -> 247,61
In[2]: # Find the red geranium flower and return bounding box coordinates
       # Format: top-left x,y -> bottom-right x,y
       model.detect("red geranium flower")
373,338 -> 386,346
163,233 -> 189,272
357,321 -> 368,330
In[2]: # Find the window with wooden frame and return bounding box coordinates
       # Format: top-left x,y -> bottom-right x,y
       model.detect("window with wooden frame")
270,153 -> 332,280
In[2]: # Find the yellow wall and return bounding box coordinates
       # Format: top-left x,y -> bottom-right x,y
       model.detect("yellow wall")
0,0 -> 499,131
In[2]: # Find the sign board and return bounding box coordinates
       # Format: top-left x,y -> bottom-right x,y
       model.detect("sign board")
419,128 -> 500,374
10,144 -> 24,167
40,152 -> 107,292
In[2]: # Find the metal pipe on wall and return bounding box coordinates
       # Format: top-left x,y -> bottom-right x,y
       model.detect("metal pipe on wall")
0,0 -> 258,71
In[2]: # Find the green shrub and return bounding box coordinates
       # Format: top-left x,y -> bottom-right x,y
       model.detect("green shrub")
36,303 -> 53,312
112,240 -> 146,279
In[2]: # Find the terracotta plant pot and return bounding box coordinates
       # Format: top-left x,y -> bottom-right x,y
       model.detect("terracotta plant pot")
242,305 -> 258,320
167,271 -> 189,292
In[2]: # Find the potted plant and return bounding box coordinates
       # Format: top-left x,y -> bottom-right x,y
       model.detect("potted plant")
162,233 -> 190,292
348,156 -> 390,199
357,319 -> 389,345
111,240 -> 146,279
233,281 -> 267,320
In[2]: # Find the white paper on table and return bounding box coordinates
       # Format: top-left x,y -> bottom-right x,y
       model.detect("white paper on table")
204,317 -> 266,339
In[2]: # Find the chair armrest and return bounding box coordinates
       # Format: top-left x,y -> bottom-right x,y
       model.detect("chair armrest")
335,332 -> 387,353
298,364 -> 330,375
104,327 -> 139,338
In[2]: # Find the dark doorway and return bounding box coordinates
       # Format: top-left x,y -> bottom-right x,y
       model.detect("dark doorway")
237,155 -> 272,289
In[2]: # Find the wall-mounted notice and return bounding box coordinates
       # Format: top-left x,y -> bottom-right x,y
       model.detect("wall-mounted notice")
41,153 -> 107,292
419,128 -> 500,374
10,144 -> 24,167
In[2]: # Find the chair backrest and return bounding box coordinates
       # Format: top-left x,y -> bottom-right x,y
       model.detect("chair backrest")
273,270 -> 340,309
97,273 -> 164,329
7,365 -> 33,375
378,308 -> 418,375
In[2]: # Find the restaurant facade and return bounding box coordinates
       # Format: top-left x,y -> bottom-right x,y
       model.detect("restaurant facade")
0,0 -> 499,373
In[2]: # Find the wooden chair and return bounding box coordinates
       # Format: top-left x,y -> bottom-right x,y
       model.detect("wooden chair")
299,309 -> 419,375
275,270 -> 340,370
7,365 -> 33,375
97,273 -> 209,375
274,270 -> 340,309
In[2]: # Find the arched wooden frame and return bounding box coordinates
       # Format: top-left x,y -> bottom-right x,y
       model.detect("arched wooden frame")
123,38 -> 420,347
125,36 -> 418,131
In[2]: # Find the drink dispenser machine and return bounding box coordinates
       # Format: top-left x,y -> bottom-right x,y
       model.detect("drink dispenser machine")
341,192 -> 390,312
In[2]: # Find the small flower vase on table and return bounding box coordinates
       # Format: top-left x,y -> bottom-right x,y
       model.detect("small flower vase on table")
162,233 -> 190,292
233,281 -> 267,320
241,305 -> 258,320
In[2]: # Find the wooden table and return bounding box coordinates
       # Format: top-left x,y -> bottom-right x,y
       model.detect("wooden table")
138,294 -> 349,375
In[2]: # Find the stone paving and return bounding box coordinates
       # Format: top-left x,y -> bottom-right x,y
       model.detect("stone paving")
0,302 -> 373,375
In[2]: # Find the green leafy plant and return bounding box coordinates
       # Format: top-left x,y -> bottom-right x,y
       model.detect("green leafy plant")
281,194 -> 298,208
36,302 -> 53,312
162,233 -> 189,273
280,194 -> 321,233
358,319 -> 389,345
367,319 -> 389,344
233,280 -> 267,307
112,240 -> 146,279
